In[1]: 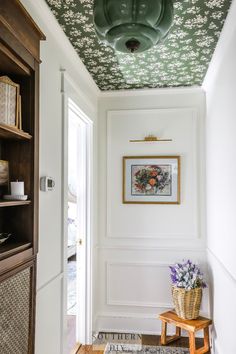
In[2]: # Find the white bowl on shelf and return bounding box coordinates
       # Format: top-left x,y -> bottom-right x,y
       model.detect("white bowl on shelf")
3,195 -> 28,201
0,233 -> 11,245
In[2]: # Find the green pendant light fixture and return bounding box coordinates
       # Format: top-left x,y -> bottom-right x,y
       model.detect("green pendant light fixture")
93,0 -> 174,54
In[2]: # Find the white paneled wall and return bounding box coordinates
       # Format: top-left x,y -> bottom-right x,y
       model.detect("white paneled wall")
203,0 -> 236,352
107,109 -> 200,240
35,277 -> 63,354
96,89 -> 208,334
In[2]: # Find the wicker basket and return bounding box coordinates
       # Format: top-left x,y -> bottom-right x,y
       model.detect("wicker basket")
172,286 -> 202,320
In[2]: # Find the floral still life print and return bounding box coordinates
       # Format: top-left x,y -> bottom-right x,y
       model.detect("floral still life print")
123,156 -> 180,204
132,165 -> 171,196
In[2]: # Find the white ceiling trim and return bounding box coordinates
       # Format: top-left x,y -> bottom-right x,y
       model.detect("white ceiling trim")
99,86 -> 205,98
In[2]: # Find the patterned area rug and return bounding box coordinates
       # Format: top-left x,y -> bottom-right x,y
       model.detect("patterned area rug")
104,344 -> 189,354
92,333 -> 142,351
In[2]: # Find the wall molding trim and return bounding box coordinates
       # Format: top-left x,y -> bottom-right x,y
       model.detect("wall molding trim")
107,300 -> 172,308
96,244 -> 206,252
105,233 -> 199,240
100,87 -> 204,98
96,311 -> 160,320
95,311 -> 166,336
95,312 -> 204,338
106,107 -> 202,240
106,261 -> 172,308
106,107 -> 198,116
61,70 -> 97,116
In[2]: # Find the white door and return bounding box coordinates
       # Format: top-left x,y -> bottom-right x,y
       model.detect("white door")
69,101 -> 87,346
62,81 -> 93,353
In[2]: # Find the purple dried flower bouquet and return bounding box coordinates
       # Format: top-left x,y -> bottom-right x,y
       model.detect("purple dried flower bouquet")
170,260 -> 207,290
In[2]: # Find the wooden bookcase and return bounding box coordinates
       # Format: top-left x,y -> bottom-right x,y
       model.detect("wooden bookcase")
0,1 -> 45,353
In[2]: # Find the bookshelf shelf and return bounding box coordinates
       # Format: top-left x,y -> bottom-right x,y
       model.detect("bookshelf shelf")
0,241 -> 31,261
0,200 -> 31,207
0,124 -> 32,140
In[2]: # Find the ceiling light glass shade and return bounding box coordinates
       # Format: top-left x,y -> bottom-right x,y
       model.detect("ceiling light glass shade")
93,0 -> 174,54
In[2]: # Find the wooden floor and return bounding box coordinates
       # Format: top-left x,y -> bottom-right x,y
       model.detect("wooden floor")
77,334 -> 211,353
67,315 -> 76,353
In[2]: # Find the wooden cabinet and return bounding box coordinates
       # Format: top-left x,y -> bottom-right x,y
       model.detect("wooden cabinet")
0,261 -> 36,354
0,1 -> 45,353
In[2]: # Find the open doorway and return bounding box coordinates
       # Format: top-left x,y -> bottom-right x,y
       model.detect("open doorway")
65,97 -> 93,353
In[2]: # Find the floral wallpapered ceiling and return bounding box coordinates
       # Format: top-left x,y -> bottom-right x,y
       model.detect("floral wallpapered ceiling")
46,0 -> 232,91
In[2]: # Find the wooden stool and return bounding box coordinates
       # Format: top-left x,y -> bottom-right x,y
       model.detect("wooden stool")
159,311 -> 212,354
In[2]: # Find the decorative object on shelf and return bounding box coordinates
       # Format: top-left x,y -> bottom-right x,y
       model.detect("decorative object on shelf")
0,233 -> 11,245
93,0 -> 174,53
170,260 -> 207,320
10,181 -> 24,195
130,134 -> 172,143
18,94 -> 22,130
3,181 -> 28,201
3,180 -> 27,201
123,156 -> 180,204
3,195 -> 28,201
0,76 -> 19,127
0,160 -> 9,186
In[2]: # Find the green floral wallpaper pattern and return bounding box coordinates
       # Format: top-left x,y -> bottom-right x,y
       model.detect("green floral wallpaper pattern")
46,0 -> 232,91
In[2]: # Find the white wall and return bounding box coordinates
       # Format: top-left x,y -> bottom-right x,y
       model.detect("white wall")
19,1 -> 98,353
96,88 -> 209,334
203,0 -> 236,352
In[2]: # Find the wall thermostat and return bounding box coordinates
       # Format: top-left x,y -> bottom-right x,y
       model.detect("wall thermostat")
40,176 -> 55,192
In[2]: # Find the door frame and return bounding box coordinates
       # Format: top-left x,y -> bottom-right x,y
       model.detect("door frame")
61,70 -> 93,353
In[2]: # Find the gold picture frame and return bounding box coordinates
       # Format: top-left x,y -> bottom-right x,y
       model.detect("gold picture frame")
0,76 -> 19,128
123,156 -> 181,204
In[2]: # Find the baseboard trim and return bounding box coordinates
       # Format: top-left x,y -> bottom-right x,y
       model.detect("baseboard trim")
95,312 -> 204,338
213,341 -> 222,354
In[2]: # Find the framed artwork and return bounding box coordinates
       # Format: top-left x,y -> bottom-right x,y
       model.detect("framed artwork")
0,76 -> 19,128
123,156 -> 180,204
0,160 -> 9,186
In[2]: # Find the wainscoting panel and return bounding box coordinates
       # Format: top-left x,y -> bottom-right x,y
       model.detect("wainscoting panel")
95,247 -> 209,334
97,92 -> 207,335
107,262 -> 172,308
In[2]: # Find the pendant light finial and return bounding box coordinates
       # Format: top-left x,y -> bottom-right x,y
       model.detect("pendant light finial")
93,0 -> 174,54
125,39 -> 140,53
